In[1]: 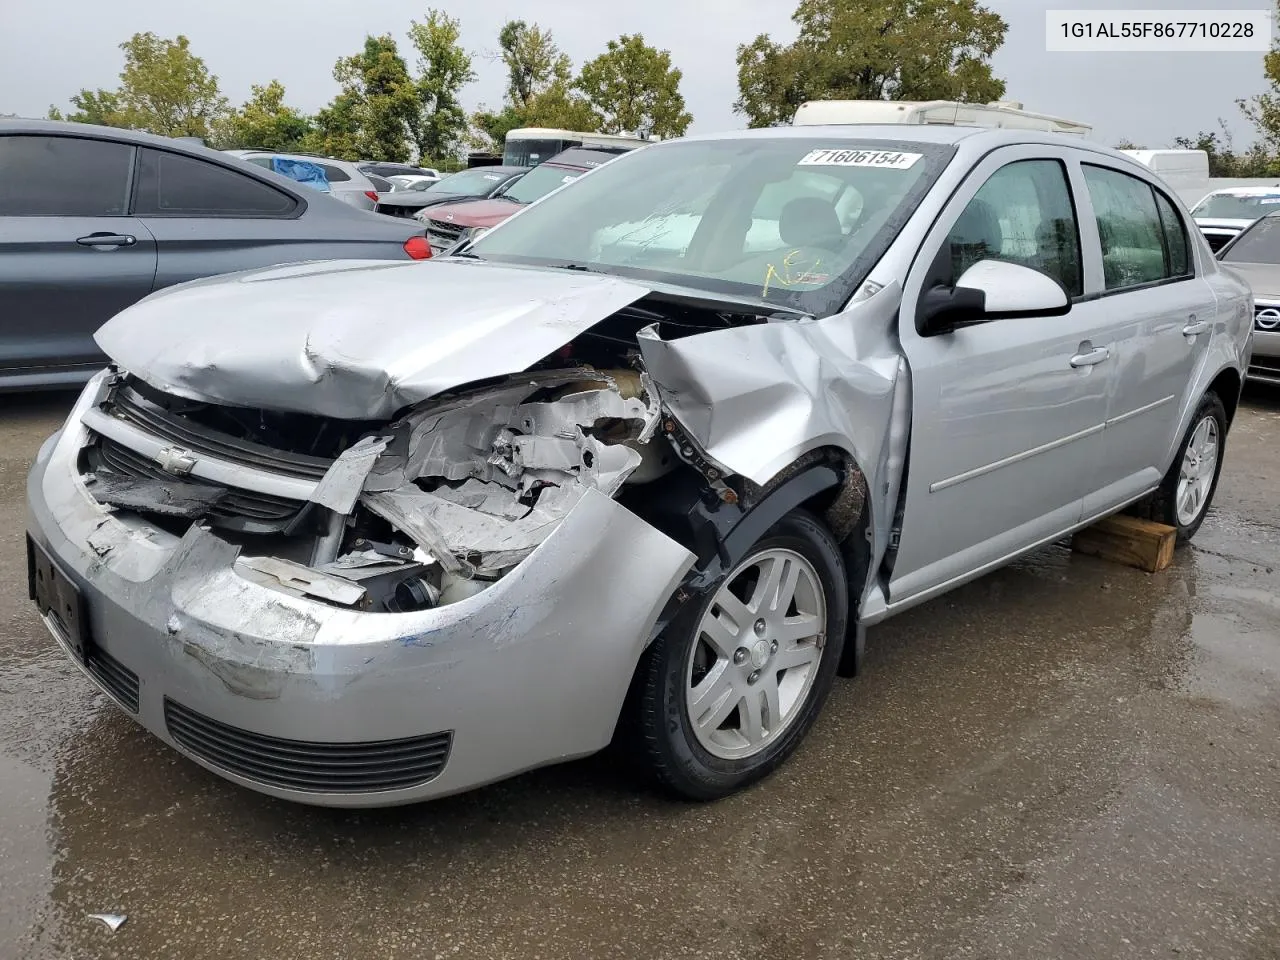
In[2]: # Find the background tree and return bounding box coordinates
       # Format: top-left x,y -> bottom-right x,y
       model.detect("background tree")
471,20 -> 596,151
496,21 -> 572,109
407,9 -> 475,163
1174,124 -> 1276,177
48,33 -> 228,138
576,34 -> 691,138
1113,138 -> 1144,150
1239,0 -> 1280,156
214,80 -> 313,151
48,89 -> 124,126
735,0 -> 1008,127
317,34 -> 417,161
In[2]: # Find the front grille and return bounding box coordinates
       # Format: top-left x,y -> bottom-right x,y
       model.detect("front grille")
1204,232 -> 1236,252
1254,303 -> 1280,333
426,221 -> 464,251
87,645 -> 140,713
376,204 -> 422,219
109,386 -> 332,481
90,435 -> 303,530
164,699 -> 453,793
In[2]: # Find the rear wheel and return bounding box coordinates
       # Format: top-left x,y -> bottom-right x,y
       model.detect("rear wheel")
632,510 -> 848,801
1139,391 -> 1226,543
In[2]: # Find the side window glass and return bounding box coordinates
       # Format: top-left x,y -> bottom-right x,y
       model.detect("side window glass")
320,164 -> 351,183
0,135 -> 132,216
135,149 -> 296,217
1082,165 -> 1168,290
945,159 -> 1082,297
1155,191 -> 1192,278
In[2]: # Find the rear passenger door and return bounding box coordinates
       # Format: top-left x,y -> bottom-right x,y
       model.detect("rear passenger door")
132,148 -> 311,291
0,134 -> 158,382
891,148 -> 1119,604
1076,162 -> 1217,515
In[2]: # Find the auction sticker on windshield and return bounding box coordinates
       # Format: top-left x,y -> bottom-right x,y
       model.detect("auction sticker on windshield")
798,149 -> 922,169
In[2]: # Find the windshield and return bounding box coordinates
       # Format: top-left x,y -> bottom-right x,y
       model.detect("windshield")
1220,216 -> 1280,263
468,137 -> 953,315
1192,192 -> 1280,219
497,164 -> 585,205
504,137 -> 579,167
436,168 -> 512,197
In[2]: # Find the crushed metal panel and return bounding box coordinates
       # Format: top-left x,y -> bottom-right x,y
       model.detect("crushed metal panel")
637,282 -> 907,573
94,260 -> 653,419
236,555 -> 367,607
309,435 -> 389,514
85,473 -> 227,518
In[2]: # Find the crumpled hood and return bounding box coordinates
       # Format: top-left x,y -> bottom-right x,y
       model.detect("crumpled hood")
95,259 -> 650,420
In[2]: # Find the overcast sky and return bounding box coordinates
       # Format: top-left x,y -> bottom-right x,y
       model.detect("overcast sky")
0,0 -> 1270,148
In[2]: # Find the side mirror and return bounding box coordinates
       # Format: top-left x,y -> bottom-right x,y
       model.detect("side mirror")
917,259 -> 1071,336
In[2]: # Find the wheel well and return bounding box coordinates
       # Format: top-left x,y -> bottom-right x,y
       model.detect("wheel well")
1209,368 -> 1241,427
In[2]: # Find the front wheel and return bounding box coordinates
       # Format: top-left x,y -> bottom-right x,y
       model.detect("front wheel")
1140,391 -> 1227,543
632,509 -> 848,801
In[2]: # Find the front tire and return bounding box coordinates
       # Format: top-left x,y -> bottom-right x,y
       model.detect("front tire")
632,509 -> 848,801
1140,391 -> 1227,544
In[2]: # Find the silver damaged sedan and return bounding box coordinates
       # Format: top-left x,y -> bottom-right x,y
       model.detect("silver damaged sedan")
26,127 -> 1253,806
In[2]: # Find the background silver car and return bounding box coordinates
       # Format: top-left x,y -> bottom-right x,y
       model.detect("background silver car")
1216,211 -> 1280,384
226,150 -> 382,210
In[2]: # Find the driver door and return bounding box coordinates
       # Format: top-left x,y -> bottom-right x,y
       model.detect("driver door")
888,146 -> 1118,606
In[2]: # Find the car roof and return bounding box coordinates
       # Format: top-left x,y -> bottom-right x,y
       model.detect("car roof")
445,165 -> 525,177
1203,185 -> 1280,197
0,117 -> 239,157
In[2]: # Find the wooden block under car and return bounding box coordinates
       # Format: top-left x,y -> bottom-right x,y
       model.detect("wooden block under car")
1070,514 -> 1176,573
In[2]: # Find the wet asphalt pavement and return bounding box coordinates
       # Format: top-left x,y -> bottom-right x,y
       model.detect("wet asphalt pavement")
1,389 -> 1278,960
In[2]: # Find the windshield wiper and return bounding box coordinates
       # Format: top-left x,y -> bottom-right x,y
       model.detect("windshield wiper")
547,263 -> 601,273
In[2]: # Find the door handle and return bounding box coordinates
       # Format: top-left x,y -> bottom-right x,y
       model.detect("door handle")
76,233 -> 136,247
1182,317 -> 1210,337
1070,346 -> 1110,368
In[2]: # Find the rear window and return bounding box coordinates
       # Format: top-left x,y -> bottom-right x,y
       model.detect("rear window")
135,149 -> 297,217
0,134 -> 133,216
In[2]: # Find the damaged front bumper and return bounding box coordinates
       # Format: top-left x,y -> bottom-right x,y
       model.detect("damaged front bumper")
26,381 -> 695,807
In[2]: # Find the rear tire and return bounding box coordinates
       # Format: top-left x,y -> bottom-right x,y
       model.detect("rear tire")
631,509 -> 848,801
1138,391 -> 1226,544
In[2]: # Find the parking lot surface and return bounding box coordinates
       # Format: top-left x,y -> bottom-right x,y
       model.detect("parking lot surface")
2,388 -> 1278,960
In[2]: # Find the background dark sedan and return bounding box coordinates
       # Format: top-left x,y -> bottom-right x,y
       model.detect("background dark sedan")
0,119 -> 432,391
373,165 -> 525,220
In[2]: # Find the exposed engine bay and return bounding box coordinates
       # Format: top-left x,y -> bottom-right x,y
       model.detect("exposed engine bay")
75,296 -> 775,615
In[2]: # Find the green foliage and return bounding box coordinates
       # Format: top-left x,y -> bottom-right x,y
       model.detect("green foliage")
735,0 -> 1008,128
497,20 -> 572,109
48,89 -> 124,126
1173,125 -> 1278,177
308,34 -> 419,161
407,9 -> 475,162
470,20 -> 599,151
214,81 -> 313,151
48,33 -> 228,137
575,34 -> 691,138
1239,0 -> 1280,155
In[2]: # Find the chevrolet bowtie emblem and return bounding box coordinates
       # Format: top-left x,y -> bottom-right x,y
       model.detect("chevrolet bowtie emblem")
154,446 -> 197,476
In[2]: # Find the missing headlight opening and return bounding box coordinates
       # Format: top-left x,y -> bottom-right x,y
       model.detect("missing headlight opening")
73,295 -> 775,615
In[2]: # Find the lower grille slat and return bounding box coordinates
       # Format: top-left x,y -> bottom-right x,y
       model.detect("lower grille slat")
164,699 -> 452,793
86,647 -> 140,713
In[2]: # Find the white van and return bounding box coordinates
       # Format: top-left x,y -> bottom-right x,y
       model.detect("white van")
792,100 -> 1092,137
1118,150 -> 1210,188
